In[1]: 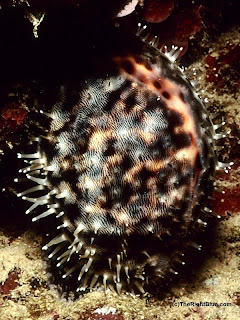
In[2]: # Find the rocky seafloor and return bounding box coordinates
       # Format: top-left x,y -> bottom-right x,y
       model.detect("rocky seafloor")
0,1 -> 239,319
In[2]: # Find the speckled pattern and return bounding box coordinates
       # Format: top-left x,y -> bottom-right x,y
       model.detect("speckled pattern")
17,32 -> 217,294
0,2 -> 240,320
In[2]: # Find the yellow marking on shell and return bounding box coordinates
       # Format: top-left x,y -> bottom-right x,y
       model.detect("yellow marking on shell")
138,129 -> 156,144
111,208 -> 134,228
83,177 -> 96,190
174,145 -> 197,163
85,204 -> 94,213
124,162 -> 144,184
58,181 -> 77,204
128,194 -> 139,204
118,212 -> 130,225
89,130 -> 113,150
146,177 -> 157,190
102,154 -> 124,183
60,159 -> 71,170
145,159 -> 166,172
105,153 -> 123,166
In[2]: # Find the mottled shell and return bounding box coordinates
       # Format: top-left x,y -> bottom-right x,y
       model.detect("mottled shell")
17,29 -> 217,294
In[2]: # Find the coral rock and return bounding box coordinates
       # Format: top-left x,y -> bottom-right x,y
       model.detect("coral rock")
143,0 -> 175,23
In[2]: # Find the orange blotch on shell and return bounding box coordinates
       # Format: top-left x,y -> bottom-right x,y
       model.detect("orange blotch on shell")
115,55 -> 199,151
115,55 -> 202,187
